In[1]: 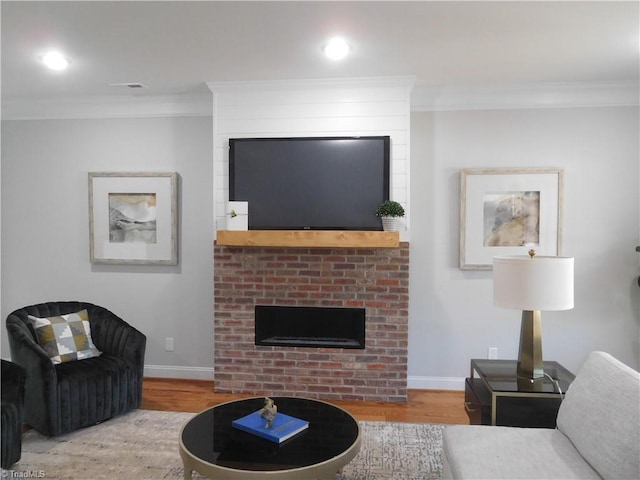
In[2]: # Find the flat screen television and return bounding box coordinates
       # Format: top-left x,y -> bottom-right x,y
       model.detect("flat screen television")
229,136 -> 390,230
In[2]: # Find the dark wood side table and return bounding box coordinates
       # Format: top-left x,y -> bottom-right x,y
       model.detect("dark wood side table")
465,359 -> 575,428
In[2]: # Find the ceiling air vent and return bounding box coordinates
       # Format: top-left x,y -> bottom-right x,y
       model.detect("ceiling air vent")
109,83 -> 147,89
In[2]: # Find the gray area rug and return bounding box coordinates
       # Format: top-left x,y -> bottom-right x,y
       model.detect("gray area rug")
4,409 -> 444,480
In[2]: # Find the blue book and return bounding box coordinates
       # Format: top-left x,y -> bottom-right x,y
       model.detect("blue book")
232,410 -> 309,443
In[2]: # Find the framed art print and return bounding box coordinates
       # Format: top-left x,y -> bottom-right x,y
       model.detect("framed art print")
460,168 -> 563,270
89,172 -> 178,265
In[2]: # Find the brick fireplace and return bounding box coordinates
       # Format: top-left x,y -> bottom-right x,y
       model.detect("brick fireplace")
214,242 -> 409,402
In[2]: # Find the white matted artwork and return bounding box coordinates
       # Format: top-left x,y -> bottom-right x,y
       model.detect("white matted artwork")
89,172 -> 178,265
460,168 -> 563,270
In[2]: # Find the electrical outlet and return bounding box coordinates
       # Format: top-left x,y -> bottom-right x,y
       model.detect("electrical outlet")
488,347 -> 498,359
165,337 -> 174,352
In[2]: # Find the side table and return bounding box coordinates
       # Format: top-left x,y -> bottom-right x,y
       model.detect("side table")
465,359 -> 575,428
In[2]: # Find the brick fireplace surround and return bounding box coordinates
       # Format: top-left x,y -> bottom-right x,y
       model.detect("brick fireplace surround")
214,242 -> 409,402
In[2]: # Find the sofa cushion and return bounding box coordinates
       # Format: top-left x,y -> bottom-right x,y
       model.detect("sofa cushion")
29,309 -> 102,364
54,354 -> 140,433
557,351 -> 640,480
443,425 -> 600,479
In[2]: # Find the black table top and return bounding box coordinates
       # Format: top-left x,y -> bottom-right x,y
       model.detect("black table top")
180,397 -> 360,472
471,359 -> 575,394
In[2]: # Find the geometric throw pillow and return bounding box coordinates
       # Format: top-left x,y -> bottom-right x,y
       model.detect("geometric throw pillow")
28,309 -> 102,364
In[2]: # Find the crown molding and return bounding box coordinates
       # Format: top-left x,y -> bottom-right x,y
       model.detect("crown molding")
1,93 -> 213,120
207,75 -> 417,93
2,81 -> 637,120
411,82 -> 639,111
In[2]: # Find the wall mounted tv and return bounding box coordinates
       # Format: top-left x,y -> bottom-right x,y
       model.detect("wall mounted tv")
229,136 -> 390,230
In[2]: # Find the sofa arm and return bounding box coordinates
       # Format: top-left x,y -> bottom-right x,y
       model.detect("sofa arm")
6,316 -> 59,434
6,316 -> 56,376
87,305 -> 146,372
557,351 -> 640,480
1,360 -> 26,410
1,359 -> 26,462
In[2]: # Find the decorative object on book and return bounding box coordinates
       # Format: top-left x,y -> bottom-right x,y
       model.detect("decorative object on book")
259,397 -> 277,428
89,172 -> 178,265
460,168 -> 563,270
375,200 -> 405,232
232,399 -> 309,444
493,250 -> 574,381
227,201 -> 248,230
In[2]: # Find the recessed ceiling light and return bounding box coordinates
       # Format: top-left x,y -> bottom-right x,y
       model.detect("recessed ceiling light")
323,38 -> 350,61
42,51 -> 70,71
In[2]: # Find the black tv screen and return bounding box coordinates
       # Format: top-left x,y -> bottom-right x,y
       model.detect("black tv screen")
229,136 -> 390,230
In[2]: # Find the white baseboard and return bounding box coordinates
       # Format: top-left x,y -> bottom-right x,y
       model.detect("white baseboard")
407,375 -> 465,391
144,364 -> 214,381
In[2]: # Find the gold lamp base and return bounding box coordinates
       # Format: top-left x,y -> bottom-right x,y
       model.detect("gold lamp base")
517,310 -> 544,379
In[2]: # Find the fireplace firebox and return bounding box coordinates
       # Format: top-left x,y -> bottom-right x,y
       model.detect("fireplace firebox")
255,305 -> 365,349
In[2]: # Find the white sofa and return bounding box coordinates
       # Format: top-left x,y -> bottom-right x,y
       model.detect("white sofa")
442,351 -> 640,479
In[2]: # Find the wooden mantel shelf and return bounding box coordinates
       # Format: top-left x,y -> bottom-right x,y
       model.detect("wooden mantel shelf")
216,230 -> 400,248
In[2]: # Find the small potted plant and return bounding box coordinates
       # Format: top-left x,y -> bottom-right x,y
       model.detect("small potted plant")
375,200 -> 405,231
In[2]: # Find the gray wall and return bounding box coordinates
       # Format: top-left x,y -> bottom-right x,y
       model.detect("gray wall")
2,104 -> 638,386
409,106 -> 639,386
1,116 -> 215,378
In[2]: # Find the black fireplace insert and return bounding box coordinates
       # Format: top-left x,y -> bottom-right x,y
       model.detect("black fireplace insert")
255,305 -> 365,349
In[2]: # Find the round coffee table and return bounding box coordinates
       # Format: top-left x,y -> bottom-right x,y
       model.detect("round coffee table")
179,397 -> 361,479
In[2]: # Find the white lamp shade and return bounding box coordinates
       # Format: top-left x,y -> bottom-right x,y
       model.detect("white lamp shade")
493,256 -> 574,311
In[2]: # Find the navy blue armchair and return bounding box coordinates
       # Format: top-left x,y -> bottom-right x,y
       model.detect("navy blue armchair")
6,301 -> 146,436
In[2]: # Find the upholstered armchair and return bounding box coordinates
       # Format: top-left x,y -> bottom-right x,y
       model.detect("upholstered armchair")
6,301 -> 146,436
1,359 -> 26,469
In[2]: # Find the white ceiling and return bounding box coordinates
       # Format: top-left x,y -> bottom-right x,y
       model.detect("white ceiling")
2,1 -> 638,106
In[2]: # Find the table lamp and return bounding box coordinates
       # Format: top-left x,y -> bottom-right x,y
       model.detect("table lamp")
493,250 -> 574,380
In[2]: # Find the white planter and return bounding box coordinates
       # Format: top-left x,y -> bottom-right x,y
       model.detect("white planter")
381,216 -> 403,232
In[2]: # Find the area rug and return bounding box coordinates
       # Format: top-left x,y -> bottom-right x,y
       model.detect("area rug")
4,410 -> 444,480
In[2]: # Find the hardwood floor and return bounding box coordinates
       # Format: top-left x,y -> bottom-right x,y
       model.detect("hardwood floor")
141,378 -> 470,424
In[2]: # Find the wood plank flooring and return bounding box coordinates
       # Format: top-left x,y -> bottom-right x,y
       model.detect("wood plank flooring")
142,378 -> 469,424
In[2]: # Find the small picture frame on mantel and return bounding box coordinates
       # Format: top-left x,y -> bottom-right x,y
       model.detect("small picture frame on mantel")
89,172 -> 179,265
227,201 -> 248,230
459,167 -> 564,270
